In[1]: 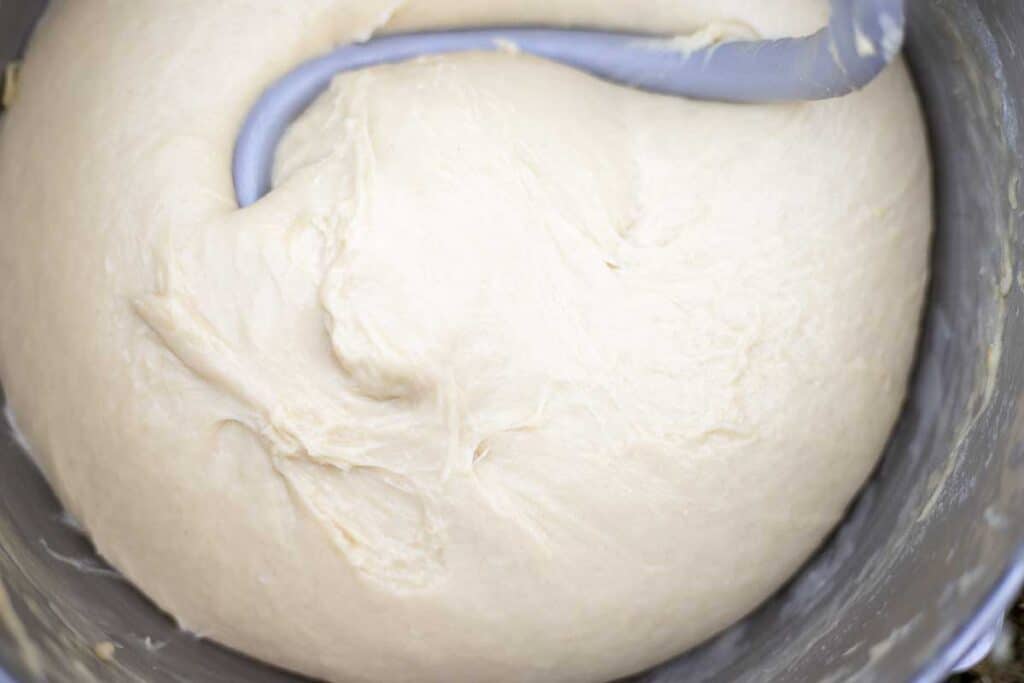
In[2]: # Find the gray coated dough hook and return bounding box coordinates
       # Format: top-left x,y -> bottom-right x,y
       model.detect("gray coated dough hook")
234,0 -> 906,207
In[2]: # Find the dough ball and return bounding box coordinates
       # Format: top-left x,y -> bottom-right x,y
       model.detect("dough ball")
0,1 -> 930,682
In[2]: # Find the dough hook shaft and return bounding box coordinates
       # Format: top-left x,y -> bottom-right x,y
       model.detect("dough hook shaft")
234,0 -> 905,206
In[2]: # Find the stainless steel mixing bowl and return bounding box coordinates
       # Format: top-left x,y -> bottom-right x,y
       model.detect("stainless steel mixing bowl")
3,1 -> 1024,681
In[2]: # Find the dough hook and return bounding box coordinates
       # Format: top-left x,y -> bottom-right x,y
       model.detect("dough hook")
234,0 -> 905,207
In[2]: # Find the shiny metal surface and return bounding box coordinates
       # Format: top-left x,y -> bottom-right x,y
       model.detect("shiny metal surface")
2,1 -> 1024,681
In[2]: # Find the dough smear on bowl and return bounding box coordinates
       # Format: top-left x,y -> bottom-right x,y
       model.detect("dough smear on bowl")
0,1 -> 931,682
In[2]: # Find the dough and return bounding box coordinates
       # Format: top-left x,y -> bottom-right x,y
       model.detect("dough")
0,2 -> 930,682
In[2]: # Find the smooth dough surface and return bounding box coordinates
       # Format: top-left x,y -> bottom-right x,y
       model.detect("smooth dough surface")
0,2 -> 930,682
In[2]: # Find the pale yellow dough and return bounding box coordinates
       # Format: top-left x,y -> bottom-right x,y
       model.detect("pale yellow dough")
0,1 -> 930,682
